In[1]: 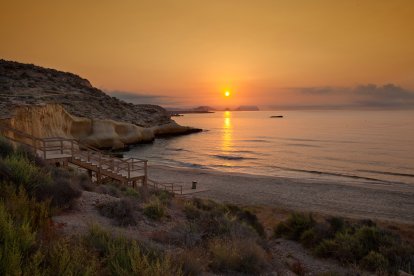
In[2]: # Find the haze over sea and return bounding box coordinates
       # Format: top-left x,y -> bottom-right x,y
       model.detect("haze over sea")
127,110 -> 414,185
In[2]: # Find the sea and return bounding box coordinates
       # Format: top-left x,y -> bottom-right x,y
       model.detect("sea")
126,110 -> 414,185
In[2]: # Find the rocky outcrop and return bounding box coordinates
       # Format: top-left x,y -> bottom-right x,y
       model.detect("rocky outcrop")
235,105 -> 260,111
0,59 -> 201,149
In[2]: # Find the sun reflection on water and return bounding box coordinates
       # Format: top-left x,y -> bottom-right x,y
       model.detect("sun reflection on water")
222,111 -> 233,153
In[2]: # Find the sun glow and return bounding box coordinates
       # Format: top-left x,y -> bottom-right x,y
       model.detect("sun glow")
224,91 -> 230,97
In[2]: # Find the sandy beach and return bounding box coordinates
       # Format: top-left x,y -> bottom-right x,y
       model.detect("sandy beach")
149,164 -> 414,224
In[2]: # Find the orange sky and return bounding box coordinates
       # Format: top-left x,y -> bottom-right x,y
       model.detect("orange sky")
1,0 -> 414,107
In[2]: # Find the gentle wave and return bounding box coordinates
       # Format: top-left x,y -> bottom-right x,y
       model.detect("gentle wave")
358,170 -> 414,178
242,139 -> 271,143
279,137 -> 357,144
286,143 -> 320,148
213,154 -> 258,161
268,165 -> 389,183
166,147 -> 190,152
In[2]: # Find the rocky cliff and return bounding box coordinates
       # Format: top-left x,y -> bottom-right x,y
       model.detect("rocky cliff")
0,59 -> 200,149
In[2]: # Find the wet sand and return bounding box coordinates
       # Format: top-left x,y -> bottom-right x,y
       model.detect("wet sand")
149,165 -> 414,224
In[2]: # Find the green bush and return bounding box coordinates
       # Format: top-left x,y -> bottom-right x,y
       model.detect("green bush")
360,251 -> 388,272
44,238 -> 99,275
85,225 -> 182,275
208,238 -> 268,274
39,167 -> 82,209
166,223 -> 202,247
0,136 -> 14,159
183,202 -> 202,220
185,199 -> 265,238
226,204 -> 265,237
277,213 -> 414,273
327,216 -> 346,233
97,199 -> 138,226
123,187 -> 141,199
3,154 -> 50,195
143,198 -> 165,220
2,155 -> 81,209
151,190 -> 173,205
175,248 -> 206,276
0,202 -> 42,275
0,186 -> 50,275
274,212 -> 315,240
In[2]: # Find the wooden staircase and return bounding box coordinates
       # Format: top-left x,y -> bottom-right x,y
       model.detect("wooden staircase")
0,123 -> 186,194
0,123 -> 147,187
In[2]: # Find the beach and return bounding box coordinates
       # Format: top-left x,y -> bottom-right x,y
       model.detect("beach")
149,164 -> 414,224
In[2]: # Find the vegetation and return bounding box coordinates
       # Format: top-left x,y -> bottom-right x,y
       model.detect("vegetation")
143,198 -> 166,220
208,238 -> 268,274
176,198 -> 269,274
274,212 -> 414,274
2,135 -> 414,275
0,136 -> 185,275
97,199 -> 139,226
85,225 -> 182,275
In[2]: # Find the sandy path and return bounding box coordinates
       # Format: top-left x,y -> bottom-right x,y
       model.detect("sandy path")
149,165 -> 414,224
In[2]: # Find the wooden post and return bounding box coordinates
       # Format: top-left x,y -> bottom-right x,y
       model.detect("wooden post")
43,140 -> 46,160
144,161 -> 148,186
96,172 -> 101,185
87,169 -> 93,181
60,140 -> 63,154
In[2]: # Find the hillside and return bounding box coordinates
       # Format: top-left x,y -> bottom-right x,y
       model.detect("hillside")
0,60 -> 200,148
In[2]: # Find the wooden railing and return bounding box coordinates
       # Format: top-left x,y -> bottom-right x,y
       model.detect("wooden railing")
0,123 -> 147,182
148,179 -> 183,195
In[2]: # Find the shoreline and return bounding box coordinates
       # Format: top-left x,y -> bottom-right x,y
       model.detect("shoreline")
148,164 -> 414,224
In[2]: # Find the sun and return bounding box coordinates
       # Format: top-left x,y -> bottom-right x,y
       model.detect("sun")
224,91 -> 230,97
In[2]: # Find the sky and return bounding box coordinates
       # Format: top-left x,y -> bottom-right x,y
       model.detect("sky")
1,0 -> 414,108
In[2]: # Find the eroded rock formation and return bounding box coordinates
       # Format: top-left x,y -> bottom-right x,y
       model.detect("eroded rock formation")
0,59 -> 200,149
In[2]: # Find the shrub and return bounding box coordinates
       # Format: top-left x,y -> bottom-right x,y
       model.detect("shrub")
185,198 -> 265,239
2,154 -> 50,195
164,223 -> 202,247
44,238 -> 99,275
175,248 -> 206,276
0,202 -> 43,275
314,239 -> 337,258
0,136 -> 14,158
327,216 -> 345,234
14,144 -> 45,167
143,198 -> 165,220
97,199 -> 138,226
96,183 -> 122,197
85,225 -> 182,275
123,187 -> 141,199
208,238 -> 268,274
0,159 -> 12,182
274,212 -> 315,240
226,204 -> 265,237
1,185 -> 50,231
76,173 -> 94,191
0,187 -> 51,275
360,251 -> 388,272
183,202 -> 202,220
38,167 -> 81,209
151,190 -> 173,205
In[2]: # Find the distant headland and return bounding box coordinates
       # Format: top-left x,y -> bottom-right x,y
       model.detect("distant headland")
167,105 -> 260,115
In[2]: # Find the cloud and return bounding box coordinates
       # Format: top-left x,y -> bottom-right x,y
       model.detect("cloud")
286,84 -> 414,109
105,90 -> 180,106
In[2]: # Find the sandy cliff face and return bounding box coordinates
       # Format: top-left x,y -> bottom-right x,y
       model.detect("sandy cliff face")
2,104 -> 194,149
0,59 -> 200,148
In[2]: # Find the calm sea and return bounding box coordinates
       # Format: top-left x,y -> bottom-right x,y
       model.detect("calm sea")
127,110 -> 414,185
